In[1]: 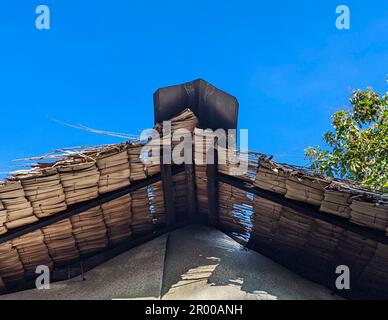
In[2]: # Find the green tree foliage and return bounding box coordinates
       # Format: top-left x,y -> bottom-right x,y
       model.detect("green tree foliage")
305,82 -> 388,191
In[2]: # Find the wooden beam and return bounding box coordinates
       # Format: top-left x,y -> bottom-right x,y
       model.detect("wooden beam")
185,164 -> 196,220
161,163 -> 176,227
206,150 -> 219,226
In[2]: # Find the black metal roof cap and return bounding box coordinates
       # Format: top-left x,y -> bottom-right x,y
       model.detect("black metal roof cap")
153,79 -> 239,131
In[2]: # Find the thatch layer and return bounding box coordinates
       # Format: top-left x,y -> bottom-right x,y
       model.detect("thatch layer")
128,145 -> 147,181
131,188 -> 153,235
0,181 -> 37,231
0,108 -> 387,297
248,191 -> 387,296
2,109 -> 384,237
193,128 -> 210,215
12,230 -> 53,278
226,156 -> 388,236
14,168 -> 67,218
0,141 -> 156,234
101,194 -> 132,245
70,206 -> 108,255
0,200 -> 7,235
42,218 -> 79,264
218,153 -> 388,297
97,146 -> 131,194
0,180 -> 165,290
350,199 -> 388,232
0,241 -> 25,284
172,172 -> 188,219
285,176 -> 329,206
195,165 -> 209,215
254,166 -> 287,195
57,160 -> 100,206
320,188 -> 353,218
219,182 -> 253,242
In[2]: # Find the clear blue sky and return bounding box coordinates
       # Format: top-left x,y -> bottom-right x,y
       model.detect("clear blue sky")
0,0 -> 387,177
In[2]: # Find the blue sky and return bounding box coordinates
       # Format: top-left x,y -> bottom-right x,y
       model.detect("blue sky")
0,0 -> 387,177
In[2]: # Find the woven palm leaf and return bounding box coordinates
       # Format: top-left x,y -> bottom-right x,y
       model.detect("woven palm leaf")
70,207 -> 107,255
320,185 -> 353,218
12,230 -> 53,277
0,181 -> 37,230
285,175 -> 329,206
57,159 -> 100,206
101,194 -> 132,244
350,198 -> 388,231
96,146 -> 130,194
128,145 -> 147,181
0,241 -> 24,283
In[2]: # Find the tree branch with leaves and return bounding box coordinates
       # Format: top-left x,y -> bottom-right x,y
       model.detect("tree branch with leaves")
305,80 -> 388,191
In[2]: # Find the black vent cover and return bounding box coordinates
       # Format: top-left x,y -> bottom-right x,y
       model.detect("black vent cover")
153,79 -> 239,131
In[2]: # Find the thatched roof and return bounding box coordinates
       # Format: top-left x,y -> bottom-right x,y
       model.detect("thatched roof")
0,108 -> 387,298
